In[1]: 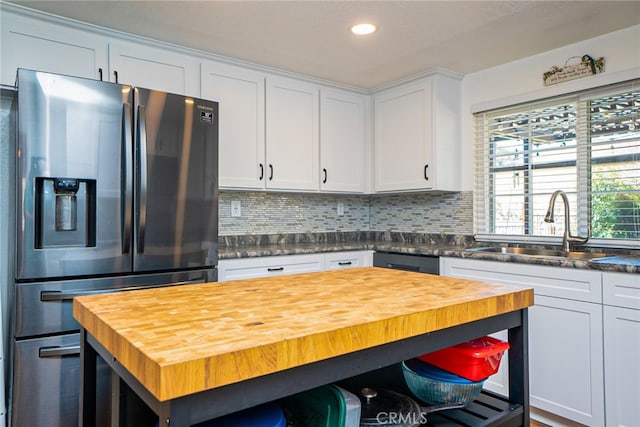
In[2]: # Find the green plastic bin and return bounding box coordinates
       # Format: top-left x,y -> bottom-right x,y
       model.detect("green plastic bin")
280,384 -> 360,427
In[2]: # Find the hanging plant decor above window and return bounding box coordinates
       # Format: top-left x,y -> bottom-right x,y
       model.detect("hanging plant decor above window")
543,55 -> 605,86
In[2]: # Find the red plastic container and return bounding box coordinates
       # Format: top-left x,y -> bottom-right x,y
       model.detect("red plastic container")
417,336 -> 510,381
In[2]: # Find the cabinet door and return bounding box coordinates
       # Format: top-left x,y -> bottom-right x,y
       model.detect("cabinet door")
108,41 -> 199,96
604,305 -> 640,427
266,76 -> 319,191
1,11 -> 107,85
320,88 -> 366,193
374,80 -> 431,192
202,62 -> 265,189
529,295 -> 604,426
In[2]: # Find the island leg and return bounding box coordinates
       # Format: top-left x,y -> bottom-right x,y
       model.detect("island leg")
157,401 -> 191,427
508,309 -> 530,426
79,328 -> 97,427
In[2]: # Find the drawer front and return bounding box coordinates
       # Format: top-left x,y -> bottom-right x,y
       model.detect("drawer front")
603,272 -> 640,309
219,254 -> 323,281
325,251 -> 372,270
15,270 -> 209,338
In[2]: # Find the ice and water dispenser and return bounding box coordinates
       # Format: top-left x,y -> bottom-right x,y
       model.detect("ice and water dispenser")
34,176 -> 96,248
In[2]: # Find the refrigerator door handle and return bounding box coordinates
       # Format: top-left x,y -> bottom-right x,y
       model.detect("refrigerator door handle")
137,104 -> 148,254
122,103 -> 133,254
39,345 -> 81,358
40,278 -> 207,301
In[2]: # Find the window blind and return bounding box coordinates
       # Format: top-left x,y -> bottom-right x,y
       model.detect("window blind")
585,85 -> 640,242
474,81 -> 639,248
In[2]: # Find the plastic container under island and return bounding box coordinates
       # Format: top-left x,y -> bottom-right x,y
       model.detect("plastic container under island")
190,402 -> 286,427
280,384 -> 361,427
401,359 -> 486,406
417,335 -> 510,382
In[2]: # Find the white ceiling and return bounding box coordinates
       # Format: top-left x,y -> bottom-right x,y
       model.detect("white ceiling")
9,0 -> 640,89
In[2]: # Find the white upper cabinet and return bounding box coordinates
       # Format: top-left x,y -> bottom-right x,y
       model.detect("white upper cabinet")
266,76 -> 319,191
1,10 -> 107,85
320,88 -> 367,193
201,62 -> 265,189
108,41 -> 200,96
374,73 -> 461,192
3,5 -> 469,195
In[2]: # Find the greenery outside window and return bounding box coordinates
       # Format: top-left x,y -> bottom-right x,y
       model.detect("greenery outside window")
474,81 -> 639,248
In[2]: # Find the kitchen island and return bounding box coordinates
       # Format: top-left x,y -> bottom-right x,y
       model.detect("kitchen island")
74,267 -> 534,426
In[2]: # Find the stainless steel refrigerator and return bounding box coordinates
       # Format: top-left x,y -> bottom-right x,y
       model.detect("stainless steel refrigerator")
11,69 -> 219,427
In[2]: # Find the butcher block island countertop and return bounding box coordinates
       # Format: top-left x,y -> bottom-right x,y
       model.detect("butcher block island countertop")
73,267 -> 533,405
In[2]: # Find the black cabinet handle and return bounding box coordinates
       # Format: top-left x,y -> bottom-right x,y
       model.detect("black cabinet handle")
114,70 -> 119,84
424,164 -> 429,181
338,261 -> 352,266
269,164 -> 274,181
98,68 -> 103,81
259,163 -> 264,181
322,168 -> 327,184
267,267 -> 284,272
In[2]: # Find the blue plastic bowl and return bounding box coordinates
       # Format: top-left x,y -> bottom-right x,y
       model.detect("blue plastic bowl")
402,359 -> 485,405
192,402 -> 286,427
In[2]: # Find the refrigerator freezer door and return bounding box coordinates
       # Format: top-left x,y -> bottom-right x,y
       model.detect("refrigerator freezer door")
133,88 -> 218,272
16,69 -> 134,280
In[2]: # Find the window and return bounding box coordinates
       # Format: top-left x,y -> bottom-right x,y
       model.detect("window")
474,81 -> 639,247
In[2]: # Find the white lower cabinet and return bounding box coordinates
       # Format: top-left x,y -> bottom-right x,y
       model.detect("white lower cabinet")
529,295 -> 604,425
440,257 -> 606,426
603,272 -> 640,427
603,306 -> 640,427
218,251 -> 373,281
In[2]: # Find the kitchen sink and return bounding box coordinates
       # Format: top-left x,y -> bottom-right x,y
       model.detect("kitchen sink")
467,247 -> 612,260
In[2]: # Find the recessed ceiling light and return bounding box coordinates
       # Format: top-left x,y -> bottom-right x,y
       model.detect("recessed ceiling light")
351,23 -> 376,36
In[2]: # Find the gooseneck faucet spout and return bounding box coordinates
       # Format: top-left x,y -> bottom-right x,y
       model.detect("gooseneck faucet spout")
544,190 -> 589,252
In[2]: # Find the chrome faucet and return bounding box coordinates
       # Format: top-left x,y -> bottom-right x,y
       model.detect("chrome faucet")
544,190 -> 589,252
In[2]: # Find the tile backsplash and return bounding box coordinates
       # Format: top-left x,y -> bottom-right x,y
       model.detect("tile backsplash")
219,190 -> 473,236
219,192 -> 370,235
370,192 -> 473,234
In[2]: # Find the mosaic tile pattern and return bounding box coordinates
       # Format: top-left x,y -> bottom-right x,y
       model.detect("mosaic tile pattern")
219,190 -> 473,236
219,191 -> 370,235
370,192 -> 474,234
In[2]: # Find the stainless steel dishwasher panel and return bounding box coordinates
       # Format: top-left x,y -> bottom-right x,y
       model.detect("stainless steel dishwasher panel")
11,333 -> 111,427
373,252 -> 439,275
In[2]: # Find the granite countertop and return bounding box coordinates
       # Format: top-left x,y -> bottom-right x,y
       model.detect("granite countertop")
219,232 -> 640,274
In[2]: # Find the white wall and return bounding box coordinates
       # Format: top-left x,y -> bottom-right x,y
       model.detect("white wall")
460,24 -> 640,191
